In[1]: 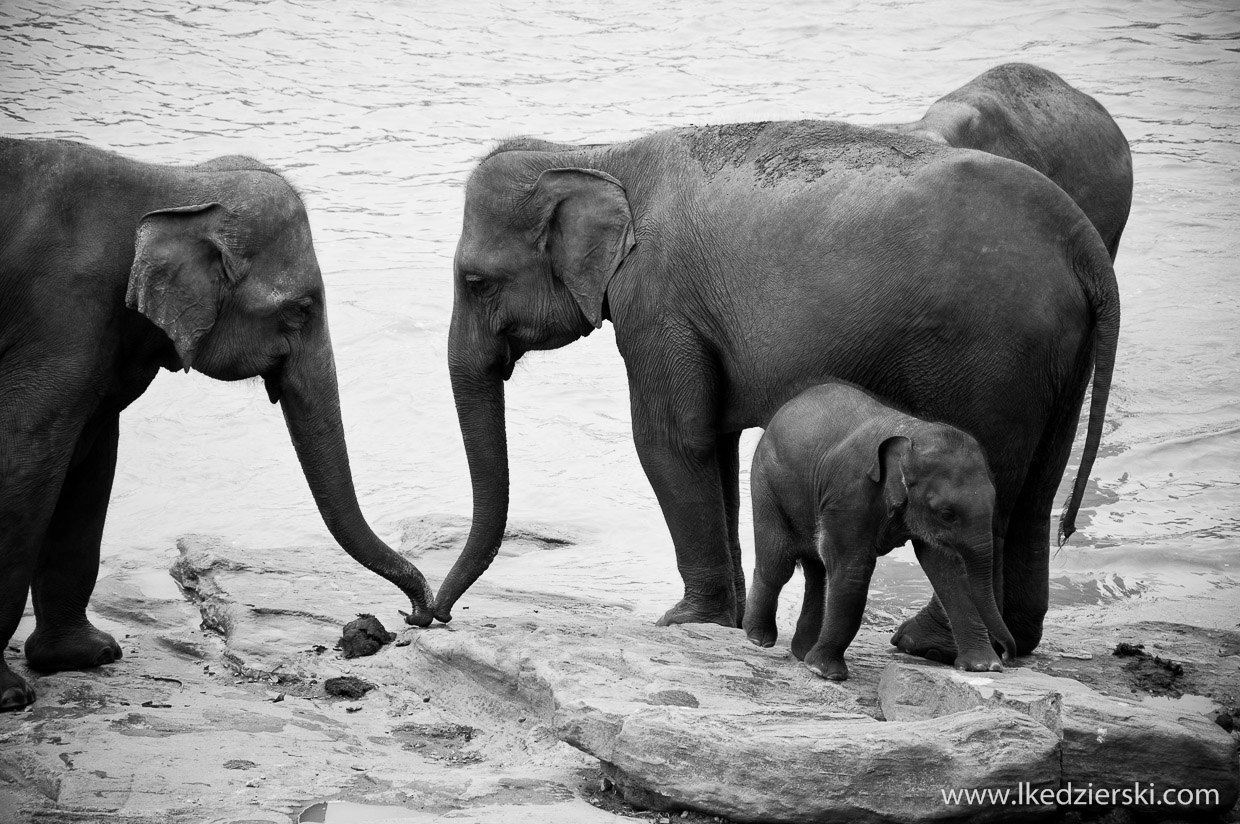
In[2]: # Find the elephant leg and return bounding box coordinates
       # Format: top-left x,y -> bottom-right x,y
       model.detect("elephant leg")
743,490 -> 797,648
909,541 -> 1001,671
790,553 -> 825,661
0,402 -> 80,710
25,416 -> 122,673
630,361 -> 735,627
0,544 -> 38,712
890,591 -> 957,663
803,541 -> 876,681
1001,352 -> 1092,655
717,431 -> 745,625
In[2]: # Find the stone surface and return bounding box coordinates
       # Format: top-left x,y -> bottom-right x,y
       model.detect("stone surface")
2,526 -> 1237,823
594,706 -> 1059,823
880,661 -> 1240,817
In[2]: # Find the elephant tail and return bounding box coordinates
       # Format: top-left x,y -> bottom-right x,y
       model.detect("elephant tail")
1058,224 -> 1121,546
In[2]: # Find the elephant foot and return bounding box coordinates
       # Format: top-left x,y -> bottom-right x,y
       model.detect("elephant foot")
804,647 -> 849,681
24,623 -> 122,673
656,594 -> 737,628
955,646 -> 1004,673
790,629 -> 815,661
0,668 -> 36,712
742,619 -> 777,648
890,609 -> 957,664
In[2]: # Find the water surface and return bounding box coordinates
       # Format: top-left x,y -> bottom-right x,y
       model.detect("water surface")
2,0 -> 1237,620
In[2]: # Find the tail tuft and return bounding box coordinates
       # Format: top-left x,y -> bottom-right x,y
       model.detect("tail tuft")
1057,493 -> 1077,548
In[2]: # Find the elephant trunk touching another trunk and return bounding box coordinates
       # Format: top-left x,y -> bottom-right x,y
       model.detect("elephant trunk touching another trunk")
278,327 -> 434,626
436,310 -> 512,623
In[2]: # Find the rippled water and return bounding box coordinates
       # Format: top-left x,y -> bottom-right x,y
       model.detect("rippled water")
2,0 -> 1238,618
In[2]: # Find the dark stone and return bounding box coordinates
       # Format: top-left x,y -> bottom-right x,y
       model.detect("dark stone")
339,613 -> 395,659
324,676 -> 375,699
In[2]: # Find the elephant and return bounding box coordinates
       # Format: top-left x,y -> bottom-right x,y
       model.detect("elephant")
743,382 -> 1016,680
881,62 -> 1132,261
438,118 -> 1119,669
0,138 -> 434,712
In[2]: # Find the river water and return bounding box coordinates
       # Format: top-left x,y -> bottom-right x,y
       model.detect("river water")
2,0 -> 1237,624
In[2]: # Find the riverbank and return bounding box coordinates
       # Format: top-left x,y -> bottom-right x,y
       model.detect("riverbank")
1,521 -> 1237,824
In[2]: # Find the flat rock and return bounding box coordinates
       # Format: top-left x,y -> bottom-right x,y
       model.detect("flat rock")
879,661 -> 1240,816
593,706 -> 1060,823
4,529 -> 1238,823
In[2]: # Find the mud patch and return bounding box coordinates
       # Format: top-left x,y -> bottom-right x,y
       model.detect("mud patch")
681,121 -> 769,177
1029,622 -> 1240,710
1113,641 -> 1185,696
324,675 -> 375,699
390,722 -> 481,764
646,689 -> 699,708
680,120 -> 940,186
107,712 -> 194,738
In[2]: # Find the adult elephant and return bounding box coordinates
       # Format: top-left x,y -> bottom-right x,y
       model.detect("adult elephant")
882,63 -> 1132,260
438,121 -> 1119,666
0,138 -> 434,711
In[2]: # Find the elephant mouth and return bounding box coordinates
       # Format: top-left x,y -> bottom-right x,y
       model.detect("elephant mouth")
499,337 -> 520,380
263,373 -> 283,404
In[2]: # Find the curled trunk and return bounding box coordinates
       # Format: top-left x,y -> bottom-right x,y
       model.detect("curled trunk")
434,310 -> 512,622
279,333 -> 434,625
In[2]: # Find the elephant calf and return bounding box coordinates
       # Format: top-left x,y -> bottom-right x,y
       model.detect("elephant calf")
743,383 -> 1016,681
0,138 -> 433,712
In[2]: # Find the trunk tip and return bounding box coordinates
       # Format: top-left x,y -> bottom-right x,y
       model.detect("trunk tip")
403,606 -> 434,628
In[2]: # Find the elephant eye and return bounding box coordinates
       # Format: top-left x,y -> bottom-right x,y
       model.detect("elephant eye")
938,509 -> 958,524
279,296 -> 314,331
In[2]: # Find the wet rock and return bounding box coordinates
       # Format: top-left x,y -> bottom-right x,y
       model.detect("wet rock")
324,675 -> 375,699
398,513 -> 578,559
879,662 -> 1240,817
596,706 -> 1059,821
339,614 -> 395,659
1111,641 -> 1185,696
387,619 -> 1060,822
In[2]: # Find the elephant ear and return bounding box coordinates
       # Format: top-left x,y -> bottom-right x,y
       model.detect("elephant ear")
868,435 -> 912,517
534,167 -> 635,329
126,203 -> 242,371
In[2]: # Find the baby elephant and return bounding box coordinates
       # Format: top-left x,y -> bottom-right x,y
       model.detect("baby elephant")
743,383 -> 1017,681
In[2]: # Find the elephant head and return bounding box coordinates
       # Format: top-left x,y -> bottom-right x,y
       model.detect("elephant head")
438,151 -> 635,621
126,171 -> 434,625
871,430 -> 1017,662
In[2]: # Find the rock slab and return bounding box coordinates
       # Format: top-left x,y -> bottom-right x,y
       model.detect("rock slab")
880,661 -> 1240,817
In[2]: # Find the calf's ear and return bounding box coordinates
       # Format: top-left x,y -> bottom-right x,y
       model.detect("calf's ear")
868,435 -> 912,517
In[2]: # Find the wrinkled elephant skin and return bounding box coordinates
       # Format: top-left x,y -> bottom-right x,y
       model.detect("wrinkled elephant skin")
0,138 -> 432,712
440,119 -> 1119,668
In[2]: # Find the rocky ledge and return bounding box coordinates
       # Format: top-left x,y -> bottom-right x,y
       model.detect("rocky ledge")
1,523 -> 1237,823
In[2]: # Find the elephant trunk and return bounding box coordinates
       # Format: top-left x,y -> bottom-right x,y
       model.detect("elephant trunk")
279,327 -> 434,626
435,307 -> 512,622
962,538 -> 1018,662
